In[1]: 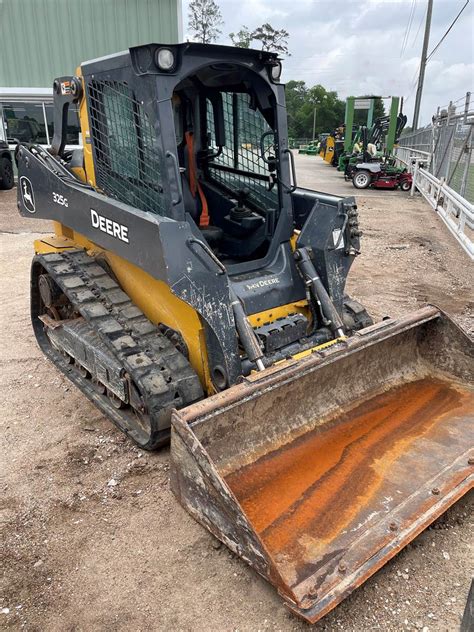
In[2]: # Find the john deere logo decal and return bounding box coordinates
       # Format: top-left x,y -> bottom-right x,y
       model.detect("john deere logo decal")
20,177 -> 36,214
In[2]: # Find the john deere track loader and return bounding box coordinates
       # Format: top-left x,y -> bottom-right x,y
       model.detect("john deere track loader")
17,43 -> 473,624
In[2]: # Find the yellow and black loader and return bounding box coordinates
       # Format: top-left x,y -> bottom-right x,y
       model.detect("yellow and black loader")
17,43 -> 473,623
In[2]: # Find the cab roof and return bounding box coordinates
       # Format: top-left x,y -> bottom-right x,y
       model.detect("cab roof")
82,42 -> 279,76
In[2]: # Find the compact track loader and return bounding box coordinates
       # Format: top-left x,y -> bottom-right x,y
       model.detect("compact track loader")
17,43 -> 473,623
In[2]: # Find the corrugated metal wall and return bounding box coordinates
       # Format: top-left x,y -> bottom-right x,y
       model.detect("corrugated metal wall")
0,0 -> 181,87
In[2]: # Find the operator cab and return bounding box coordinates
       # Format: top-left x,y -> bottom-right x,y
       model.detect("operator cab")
170,63 -> 283,264
53,44 -> 294,268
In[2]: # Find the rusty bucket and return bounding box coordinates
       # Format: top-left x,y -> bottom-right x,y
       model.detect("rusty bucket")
170,306 -> 474,623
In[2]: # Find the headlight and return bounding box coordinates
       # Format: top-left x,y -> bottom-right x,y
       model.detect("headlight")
270,61 -> 282,82
156,48 -> 175,71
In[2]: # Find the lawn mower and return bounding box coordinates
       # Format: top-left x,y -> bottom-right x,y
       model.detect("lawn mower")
350,162 -> 413,190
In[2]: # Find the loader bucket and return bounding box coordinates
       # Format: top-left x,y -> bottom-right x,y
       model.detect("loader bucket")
170,306 -> 473,624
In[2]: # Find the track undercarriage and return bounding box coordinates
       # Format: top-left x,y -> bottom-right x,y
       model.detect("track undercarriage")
31,250 -> 203,449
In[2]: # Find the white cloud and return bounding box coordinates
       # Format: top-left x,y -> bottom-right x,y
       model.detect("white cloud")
182,0 -> 474,126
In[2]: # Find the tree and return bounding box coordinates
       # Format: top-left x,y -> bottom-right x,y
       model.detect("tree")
229,22 -> 291,55
285,80 -> 309,137
251,23 -> 290,55
229,26 -> 252,48
285,81 -> 345,139
188,0 -> 223,44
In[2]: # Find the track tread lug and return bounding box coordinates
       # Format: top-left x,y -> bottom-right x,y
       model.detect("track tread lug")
104,288 -> 131,305
121,305 -> 142,319
35,250 -> 204,449
81,302 -> 110,318
130,320 -> 156,336
62,275 -> 85,289
111,335 -> 137,350
95,276 -> 117,290
97,318 -> 124,334
70,288 -> 96,303
85,264 -> 109,277
126,352 -> 154,369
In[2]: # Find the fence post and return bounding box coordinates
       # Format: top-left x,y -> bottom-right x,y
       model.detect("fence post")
444,103 -> 456,180
436,177 -> 445,210
464,92 -> 471,125
411,159 -> 419,197
460,126 -> 472,199
431,117 -> 438,175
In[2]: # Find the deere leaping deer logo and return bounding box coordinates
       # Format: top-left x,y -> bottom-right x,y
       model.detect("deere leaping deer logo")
20,177 -> 35,213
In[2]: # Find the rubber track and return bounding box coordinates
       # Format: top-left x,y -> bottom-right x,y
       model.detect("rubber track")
36,250 -> 203,447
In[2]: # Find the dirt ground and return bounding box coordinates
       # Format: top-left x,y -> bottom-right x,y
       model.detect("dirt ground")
1,155 -> 473,631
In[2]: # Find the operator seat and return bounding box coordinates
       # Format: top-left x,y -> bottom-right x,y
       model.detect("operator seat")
180,171 -> 223,246
173,94 -> 223,247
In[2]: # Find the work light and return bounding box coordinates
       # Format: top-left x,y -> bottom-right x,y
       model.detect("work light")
270,61 -> 282,82
156,48 -> 175,71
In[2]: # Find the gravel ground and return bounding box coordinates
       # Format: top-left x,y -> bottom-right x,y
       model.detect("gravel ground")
1,156 -> 473,631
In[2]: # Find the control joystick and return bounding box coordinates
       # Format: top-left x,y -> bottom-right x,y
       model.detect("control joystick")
230,188 -> 252,222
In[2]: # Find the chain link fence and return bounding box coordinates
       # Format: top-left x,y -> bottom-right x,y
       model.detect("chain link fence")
398,94 -> 474,203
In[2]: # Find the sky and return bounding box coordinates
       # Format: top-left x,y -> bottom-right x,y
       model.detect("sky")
182,0 -> 474,127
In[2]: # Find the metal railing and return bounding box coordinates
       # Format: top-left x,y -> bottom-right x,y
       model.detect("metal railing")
395,146 -> 431,169
398,93 -> 474,203
416,167 -> 473,259
394,94 -> 474,259
396,152 -> 474,259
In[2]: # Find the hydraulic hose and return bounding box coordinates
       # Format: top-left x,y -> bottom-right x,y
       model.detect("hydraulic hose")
230,289 -> 265,372
294,247 -> 345,338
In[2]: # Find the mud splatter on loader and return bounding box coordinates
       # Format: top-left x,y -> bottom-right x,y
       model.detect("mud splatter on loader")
16,43 -> 473,623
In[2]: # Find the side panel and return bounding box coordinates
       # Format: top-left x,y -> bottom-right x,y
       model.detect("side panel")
17,146 -> 242,386
292,188 -> 361,312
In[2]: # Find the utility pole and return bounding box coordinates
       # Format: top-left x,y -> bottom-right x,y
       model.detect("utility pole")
313,96 -> 327,140
412,0 -> 433,130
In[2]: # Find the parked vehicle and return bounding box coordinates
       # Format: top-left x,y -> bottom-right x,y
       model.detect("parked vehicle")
350,162 -> 413,190
0,140 -> 14,190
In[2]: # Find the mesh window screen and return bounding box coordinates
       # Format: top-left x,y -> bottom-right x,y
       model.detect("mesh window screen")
207,92 -> 278,209
88,80 -> 167,216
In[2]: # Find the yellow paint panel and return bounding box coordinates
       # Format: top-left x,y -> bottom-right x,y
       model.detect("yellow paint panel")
70,166 -> 87,182
105,251 -> 212,393
34,235 -> 75,252
289,336 -> 345,361
35,231 -> 213,394
76,72 -> 96,188
290,230 -> 300,251
248,301 -> 310,328
323,136 -> 335,164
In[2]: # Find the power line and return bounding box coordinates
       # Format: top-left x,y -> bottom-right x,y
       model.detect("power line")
411,2 -> 427,48
408,0 -> 469,118
404,63 -> 422,104
426,0 -> 470,62
400,0 -> 417,57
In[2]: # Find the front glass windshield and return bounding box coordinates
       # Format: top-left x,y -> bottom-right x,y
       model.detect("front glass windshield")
206,91 -> 278,211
